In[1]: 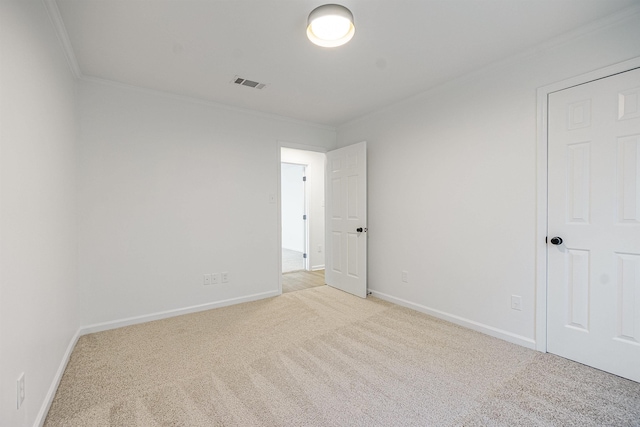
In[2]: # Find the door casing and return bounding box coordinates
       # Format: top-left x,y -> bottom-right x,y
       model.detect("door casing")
535,56 -> 640,352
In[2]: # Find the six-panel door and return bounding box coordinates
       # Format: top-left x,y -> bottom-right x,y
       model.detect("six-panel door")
548,67 -> 640,382
325,142 -> 367,298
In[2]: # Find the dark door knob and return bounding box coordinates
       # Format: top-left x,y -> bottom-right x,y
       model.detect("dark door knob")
356,227 -> 363,232
550,236 -> 563,245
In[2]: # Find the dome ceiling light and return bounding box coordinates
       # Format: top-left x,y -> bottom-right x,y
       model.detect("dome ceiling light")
307,4 -> 355,48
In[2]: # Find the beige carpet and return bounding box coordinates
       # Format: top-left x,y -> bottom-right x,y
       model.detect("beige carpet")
45,286 -> 640,426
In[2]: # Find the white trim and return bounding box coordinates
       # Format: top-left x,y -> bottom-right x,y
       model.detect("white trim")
34,328 -> 81,427
80,290 -> 279,335
43,0 -> 82,79
535,56 -> 640,353
80,76 -> 336,132
311,265 -> 325,271
279,141 -> 330,153
303,164 -> 309,271
371,290 -> 536,349
535,86 -> 549,353
339,4 -> 640,130
277,144 -> 283,294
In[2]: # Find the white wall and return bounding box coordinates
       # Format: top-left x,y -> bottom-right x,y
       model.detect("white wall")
281,163 -> 305,252
78,80 -> 336,327
0,1 -> 79,426
1,4 -> 637,425
337,12 -> 640,347
281,148 -> 326,270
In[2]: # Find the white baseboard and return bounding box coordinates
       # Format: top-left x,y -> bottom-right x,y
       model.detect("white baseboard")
80,290 -> 280,335
35,328 -> 81,427
370,290 -> 537,350
311,265 -> 325,271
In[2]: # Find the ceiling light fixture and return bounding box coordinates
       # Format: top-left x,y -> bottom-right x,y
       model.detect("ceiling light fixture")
307,4 -> 355,48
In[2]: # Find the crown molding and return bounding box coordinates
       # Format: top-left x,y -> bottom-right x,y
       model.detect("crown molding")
40,0 -> 334,132
43,0 -> 82,79
80,75 -> 338,132
339,3 -> 640,129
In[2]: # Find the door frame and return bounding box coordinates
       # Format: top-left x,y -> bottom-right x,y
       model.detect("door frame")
277,141 -> 328,294
281,161 -> 309,271
535,56 -> 640,352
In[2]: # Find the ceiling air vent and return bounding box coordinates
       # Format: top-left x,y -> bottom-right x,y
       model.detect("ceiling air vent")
232,76 -> 266,90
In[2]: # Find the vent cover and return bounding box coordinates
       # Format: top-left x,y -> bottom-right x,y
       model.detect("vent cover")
232,76 -> 266,90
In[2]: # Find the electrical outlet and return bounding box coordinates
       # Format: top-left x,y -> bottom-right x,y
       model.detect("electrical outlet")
401,271 -> 408,283
204,274 -> 212,285
17,373 -> 24,409
211,273 -> 220,285
221,272 -> 229,283
511,295 -> 522,311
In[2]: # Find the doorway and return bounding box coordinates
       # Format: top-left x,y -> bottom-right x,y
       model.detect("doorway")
280,147 -> 327,293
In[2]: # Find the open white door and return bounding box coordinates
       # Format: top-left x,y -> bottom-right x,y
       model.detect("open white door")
325,142 -> 367,298
547,67 -> 640,382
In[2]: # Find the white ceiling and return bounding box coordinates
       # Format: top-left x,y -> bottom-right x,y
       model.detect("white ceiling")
55,0 -> 639,127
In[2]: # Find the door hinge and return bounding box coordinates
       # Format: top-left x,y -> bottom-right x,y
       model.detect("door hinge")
302,176 -> 307,182
303,253 -> 307,259
303,214 -> 307,220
